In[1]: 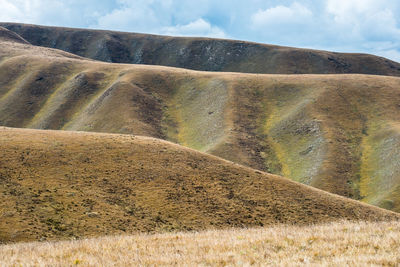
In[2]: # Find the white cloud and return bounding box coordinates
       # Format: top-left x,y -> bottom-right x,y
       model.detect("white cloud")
92,1 -> 227,38
363,9 -> 400,40
326,0 -> 383,22
0,0 -> 37,22
0,0 -> 25,22
251,2 -> 312,28
248,2 -> 314,46
0,0 -> 399,62
162,18 -> 226,38
0,0 -> 113,27
325,0 -> 400,39
320,0 -> 400,61
246,0 -> 400,62
94,4 -> 161,33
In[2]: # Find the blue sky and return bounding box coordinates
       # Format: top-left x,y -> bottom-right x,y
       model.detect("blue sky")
1,0 -> 400,62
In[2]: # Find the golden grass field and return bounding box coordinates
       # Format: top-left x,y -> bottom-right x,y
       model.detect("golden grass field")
1,220 -> 399,266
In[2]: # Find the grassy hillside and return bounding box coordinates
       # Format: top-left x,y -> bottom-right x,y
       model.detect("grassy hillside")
1,221 -> 399,266
2,22 -> 400,76
0,127 -> 398,243
2,30 -> 400,212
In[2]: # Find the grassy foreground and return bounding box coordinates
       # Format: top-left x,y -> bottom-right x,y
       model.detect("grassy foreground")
1,221 -> 399,266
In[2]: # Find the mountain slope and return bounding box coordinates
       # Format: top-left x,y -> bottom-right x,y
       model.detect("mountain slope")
0,26 -> 29,44
0,127 -> 398,243
2,22 -> 400,76
1,28 -> 400,212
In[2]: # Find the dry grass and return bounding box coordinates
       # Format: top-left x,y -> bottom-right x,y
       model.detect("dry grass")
2,27 -> 400,213
2,35 -> 400,210
0,127 -> 398,243
1,221 -> 399,266
1,25 -> 400,266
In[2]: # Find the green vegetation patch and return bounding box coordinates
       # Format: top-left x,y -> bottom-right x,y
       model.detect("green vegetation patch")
359,121 -> 400,211
263,84 -> 326,184
167,77 -> 229,152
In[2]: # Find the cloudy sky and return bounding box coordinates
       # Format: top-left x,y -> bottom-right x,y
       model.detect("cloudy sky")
1,0 -> 400,62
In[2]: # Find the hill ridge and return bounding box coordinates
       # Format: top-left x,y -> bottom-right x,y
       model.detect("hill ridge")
2,22 -> 400,76
0,26 -> 29,44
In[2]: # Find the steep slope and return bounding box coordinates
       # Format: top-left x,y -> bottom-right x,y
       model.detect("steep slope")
0,26 -> 29,44
1,29 -> 400,212
2,22 -> 400,76
0,127 -> 398,243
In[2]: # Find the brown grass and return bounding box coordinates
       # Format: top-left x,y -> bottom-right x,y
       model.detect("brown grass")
1,26 -> 400,265
1,32 -> 400,211
1,220 -> 399,266
0,126 -> 398,243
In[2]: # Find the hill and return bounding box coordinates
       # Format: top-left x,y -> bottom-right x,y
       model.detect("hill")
1,29 -> 400,212
2,22 -> 400,76
0,127 -> 398,243
0,26 -> 29,44
1,221 -> 399,266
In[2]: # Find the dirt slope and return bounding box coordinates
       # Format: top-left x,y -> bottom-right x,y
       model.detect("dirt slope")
0,127 -> 398,243
2,22 -> 400,76
1,28 -> 400,212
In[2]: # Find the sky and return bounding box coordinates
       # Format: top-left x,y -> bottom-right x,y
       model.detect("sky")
1,0 -> 400,62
